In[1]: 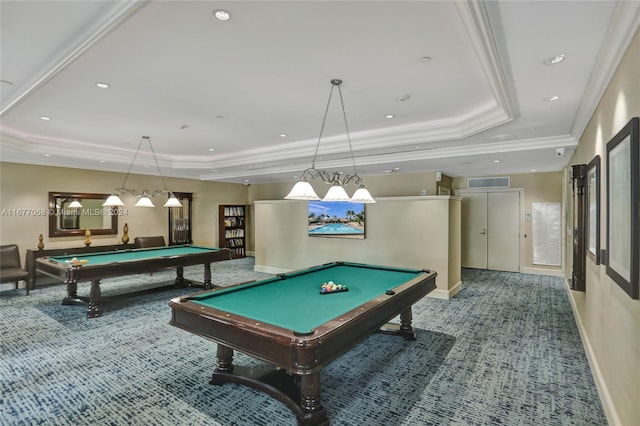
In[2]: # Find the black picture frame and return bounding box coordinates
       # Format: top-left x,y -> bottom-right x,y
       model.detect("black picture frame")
605,117 -> 639,299
585,155 -> 600,264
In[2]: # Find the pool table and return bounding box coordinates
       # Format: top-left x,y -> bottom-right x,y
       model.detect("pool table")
169,261 -> 437,425
36,245 -> 231,318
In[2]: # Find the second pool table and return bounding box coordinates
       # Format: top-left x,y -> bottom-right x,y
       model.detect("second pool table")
36,245 -> 231,318
169,261 -> 437,425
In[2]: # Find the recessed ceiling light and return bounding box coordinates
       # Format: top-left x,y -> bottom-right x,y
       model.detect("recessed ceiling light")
396,94 -> 410,101
385,114 -> 395,119
40,116 -> 51,121
214,9 -> 230,21
208,148 -> 215,152
44,154 -> 51,157
280,133 -> 287,137
543,54 -> 566,65
493,160 -> 501,163
177,124 -> 188,129
530,169 -> 537,172
96,82 -> 110,89
544,95 -> 560,102
420,56 -> 432,62
490,134 -> 512,140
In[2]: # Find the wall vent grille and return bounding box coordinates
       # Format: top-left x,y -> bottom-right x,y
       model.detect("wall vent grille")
467,177 -> 510,188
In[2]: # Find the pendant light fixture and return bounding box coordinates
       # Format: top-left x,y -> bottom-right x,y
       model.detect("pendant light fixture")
103,136 -> 182,208
285,79 -> 375,203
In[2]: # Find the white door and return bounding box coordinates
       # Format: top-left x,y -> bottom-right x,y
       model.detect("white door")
461,192 -> 488,268
487,192 -> 520,272
460,191 -> 521,272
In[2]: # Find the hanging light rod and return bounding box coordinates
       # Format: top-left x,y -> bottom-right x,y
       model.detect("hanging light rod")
285,79 -> 375,203
103,136 -> 182,208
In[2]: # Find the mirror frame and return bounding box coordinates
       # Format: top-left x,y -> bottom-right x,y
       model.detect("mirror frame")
48,192 -> 118,237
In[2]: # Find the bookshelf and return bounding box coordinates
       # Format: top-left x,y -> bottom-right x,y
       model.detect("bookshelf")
218,205 -> 246,258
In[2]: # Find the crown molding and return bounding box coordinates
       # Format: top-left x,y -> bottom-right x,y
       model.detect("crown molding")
571,1 -> 640,140
199,135 -> 576,181
0,1 -> 149,116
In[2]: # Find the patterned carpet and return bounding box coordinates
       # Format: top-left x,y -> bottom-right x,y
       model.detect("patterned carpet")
0,259 -> 606,425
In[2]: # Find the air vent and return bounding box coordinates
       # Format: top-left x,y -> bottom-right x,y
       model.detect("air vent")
467,177 -> 510,188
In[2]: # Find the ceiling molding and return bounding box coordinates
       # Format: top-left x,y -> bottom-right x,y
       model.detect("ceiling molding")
571,1 -> 640,141
2,0 -> 518,175
0,1 -> 149,116
454,0 -> 519,120
170,103 -> 512,172
199,135 -> 577,181
0,1 -> 623,182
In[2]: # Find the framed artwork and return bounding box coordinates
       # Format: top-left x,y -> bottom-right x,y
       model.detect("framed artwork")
606,117 -> 639,299
308,201 -> 365,239
585,155 -> 600,264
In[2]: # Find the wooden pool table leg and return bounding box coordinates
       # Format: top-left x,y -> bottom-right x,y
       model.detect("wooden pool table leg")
202,262 -> 212,289
173,266 -> 193,287
378,307 -> 417,340
210,344 -> 328,425
300,372 -> 328,425
87,279 -> 103,318
62,279 -> 79,303
215,344 -> 234,373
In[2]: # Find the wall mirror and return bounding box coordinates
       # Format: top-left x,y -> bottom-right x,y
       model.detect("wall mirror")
48,192 -> 118,237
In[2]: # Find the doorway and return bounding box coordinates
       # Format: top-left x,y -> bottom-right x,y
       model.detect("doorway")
458,190 -> 521,272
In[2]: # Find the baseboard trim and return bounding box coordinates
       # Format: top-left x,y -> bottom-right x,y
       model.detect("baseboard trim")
428,281 -> 462,300
564,279 -> 620,426
254,264 -> 291,274
521,266 -> 564,277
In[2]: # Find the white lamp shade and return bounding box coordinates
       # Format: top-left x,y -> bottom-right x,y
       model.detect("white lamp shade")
285,181 -> 320,200
103,194 -> 125,207
351,186 -> 376,203
67,200 -> 83,208
134,196 -> 155,207
322,184 -> 351,202
163,196 -> 182,207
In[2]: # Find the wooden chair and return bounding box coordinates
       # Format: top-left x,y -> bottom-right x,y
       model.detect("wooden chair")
0,244 -> 29,294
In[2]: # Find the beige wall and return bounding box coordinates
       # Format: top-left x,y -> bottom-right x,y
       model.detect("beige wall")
450,172 -> 564,272
247,171 -> 443,253
560,29 -> 640,426
0,162 -> 248,254
253,196 -> 461,298
249,171 -> 441,202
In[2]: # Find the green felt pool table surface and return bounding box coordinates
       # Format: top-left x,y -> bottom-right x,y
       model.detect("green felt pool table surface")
187,262 -> 427,334
47,245 -> 224,265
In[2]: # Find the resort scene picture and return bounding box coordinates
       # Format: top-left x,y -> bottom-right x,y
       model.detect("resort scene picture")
308,201 -> 365,239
